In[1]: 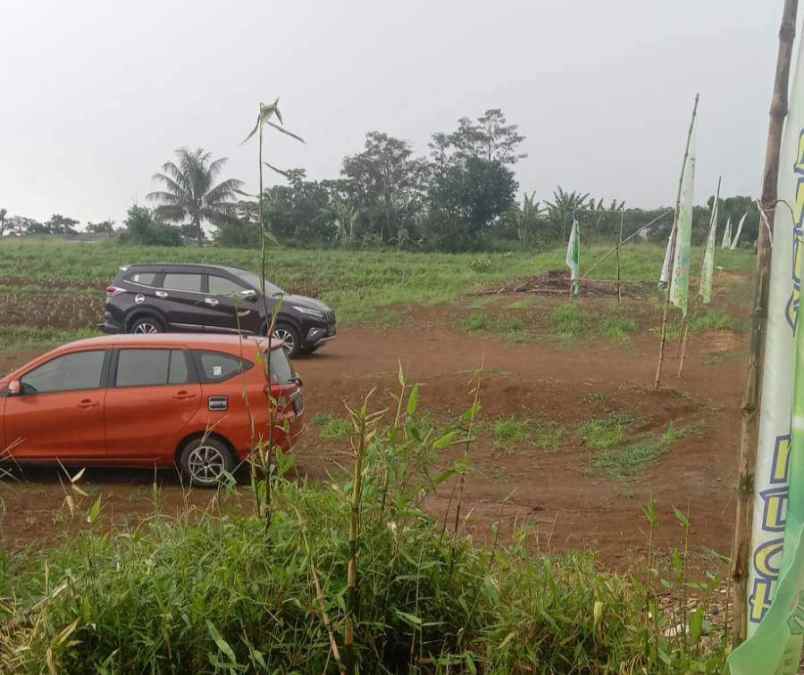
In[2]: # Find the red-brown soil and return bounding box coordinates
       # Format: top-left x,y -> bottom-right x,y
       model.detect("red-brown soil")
0,307 -> 744,570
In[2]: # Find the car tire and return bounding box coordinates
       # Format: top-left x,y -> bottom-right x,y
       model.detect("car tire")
272,322 -> 301,358
129,314 -> 165,335
179,437 -> 235,488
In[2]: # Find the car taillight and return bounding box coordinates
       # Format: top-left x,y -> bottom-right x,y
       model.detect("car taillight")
106,286 -> 126,298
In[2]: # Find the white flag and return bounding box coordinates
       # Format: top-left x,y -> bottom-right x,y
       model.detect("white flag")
721,216 -> 732,249
565,218 -> 580,295
659,228 -> 674,286
731,212 -> 748,249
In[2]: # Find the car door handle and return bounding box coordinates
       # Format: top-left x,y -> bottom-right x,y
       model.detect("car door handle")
155,291 -> 168,298
173,391 -> 197,400
78,399 -> 99,409
204,297 -> 219,306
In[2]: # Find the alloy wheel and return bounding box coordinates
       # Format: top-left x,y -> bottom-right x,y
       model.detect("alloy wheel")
133,321 -> 160,334
186,444 -> 226,485
273,327 -> 296,354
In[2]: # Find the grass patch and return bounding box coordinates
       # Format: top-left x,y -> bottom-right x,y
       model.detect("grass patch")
494,416 -> 531,448
600,315 -> 638,340
0,326 -> 99,352
508,296 -> 540,310
688,309 -> 740,333
532,420 -> 566,451
550,302 -> 588,338
592,423 -> 684,479
578,413 -> 635,450
312,413 -> 351,441
462,314 -> 530,343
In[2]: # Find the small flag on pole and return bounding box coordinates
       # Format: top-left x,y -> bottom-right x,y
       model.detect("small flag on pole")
731,212 -> 748,249
669,130 -> 696,316
659,228 -> 674,287
565,217 -> 580,297
721,216 -> 733,249
698,184 -> 719,304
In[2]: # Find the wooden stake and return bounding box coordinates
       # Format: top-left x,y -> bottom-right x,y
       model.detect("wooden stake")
677,320 -> 690,377
616,206 -> 625,304
654,93 -> 700,390
731,0 -> 797,645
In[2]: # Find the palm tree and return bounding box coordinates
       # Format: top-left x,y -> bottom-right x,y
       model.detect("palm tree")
147,148 -> 244,245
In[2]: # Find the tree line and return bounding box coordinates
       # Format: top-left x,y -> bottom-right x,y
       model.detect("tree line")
0,108 -> 760,251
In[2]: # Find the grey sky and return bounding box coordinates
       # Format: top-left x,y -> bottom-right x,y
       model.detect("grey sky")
0,0 -> 784,225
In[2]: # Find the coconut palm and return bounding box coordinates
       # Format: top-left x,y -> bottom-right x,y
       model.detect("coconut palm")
147,148 -> 244,245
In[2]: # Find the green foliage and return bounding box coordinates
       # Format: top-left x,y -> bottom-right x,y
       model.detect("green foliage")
592,424 -> 684,480
578,413 -> 635,450
313,413 -> 351,441
493,416 -> 531,448
119,205 -> 183,247
0,399 -> 729,674
550,302 -> 588,338
689,309 -> 740,333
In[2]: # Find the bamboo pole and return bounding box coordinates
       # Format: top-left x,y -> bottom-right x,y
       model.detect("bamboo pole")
654,93 -> 700,390
677,321 -> 690,377
731,0 -> 798,643
616,206 -> 625,304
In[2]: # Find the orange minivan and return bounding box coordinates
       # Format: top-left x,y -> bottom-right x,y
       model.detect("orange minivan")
0,334 -> 303,486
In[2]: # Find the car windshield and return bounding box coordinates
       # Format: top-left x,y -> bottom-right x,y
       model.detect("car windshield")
226,268 -> 285,296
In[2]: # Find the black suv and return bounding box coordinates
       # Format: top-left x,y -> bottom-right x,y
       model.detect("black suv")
100,263 -> 336,357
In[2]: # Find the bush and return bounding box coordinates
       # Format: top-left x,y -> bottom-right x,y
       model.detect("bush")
118,205 -> 183,247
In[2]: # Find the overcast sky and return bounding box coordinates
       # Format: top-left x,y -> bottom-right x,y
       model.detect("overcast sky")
0,0 -> 787,225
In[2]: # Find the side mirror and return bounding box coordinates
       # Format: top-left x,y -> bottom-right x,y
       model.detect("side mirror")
7,380 -> 21,396
240,289 -> 258,301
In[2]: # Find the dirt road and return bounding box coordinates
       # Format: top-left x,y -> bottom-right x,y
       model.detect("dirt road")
0,313 -> 744,568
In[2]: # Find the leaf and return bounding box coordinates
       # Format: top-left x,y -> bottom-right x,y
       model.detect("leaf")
71,484 -> 89,498
433,430 -> 460,451
673,507 -> 689,528
266,120 -> 305,143
206,620 -> 238,664
395,610 -> 423,627
406,384 -> 420,417
86,495 -> 102,524
263,161 -> 292,178
70,468 -> 86,483
397,360 -> 405,387
689,607 -> 704,642
593,600 -> 604,631
64,494 -> 75,517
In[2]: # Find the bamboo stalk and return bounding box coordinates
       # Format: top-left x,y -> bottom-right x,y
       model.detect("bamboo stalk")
731,0 -> 797,644
654,93 -> 700,390
616,207 -> 625,304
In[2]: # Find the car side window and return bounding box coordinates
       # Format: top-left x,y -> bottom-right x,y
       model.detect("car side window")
116,349 -> 191,387
129,272 -> 157,286
21,351 -> 106,394
209,275 -> 246,297
194,351 -> 252,383
163,273 -> 202,293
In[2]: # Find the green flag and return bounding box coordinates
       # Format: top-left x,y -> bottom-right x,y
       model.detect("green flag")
670,131 -> 696,316
565,218 -> 580,296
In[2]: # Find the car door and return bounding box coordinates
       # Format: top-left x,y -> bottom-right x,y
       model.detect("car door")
205,273 -> 262,334
160,272 -> 213,331
3,350 -> 108,461
103,348 -> 202,463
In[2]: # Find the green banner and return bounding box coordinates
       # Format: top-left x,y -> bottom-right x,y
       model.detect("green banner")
729,314 -> 804,672
698,193 -> 718,304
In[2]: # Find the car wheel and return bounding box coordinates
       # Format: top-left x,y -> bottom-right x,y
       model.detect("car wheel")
272,323 -> 301,358
179,437 -> 235,488
129,315 -> 164,334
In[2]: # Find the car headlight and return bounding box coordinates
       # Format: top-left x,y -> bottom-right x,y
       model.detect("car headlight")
292,305 -> 326,319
